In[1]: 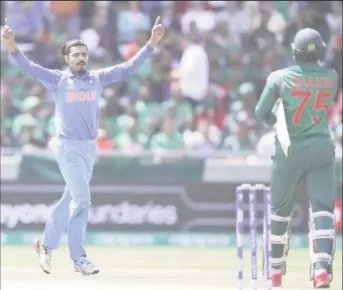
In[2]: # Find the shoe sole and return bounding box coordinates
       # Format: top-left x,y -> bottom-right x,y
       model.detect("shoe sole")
272,279 -> 282,287
34,241 -> 99,276
74,267 -> 100,275
33,240 -> 51,275
314,278 -> 330,288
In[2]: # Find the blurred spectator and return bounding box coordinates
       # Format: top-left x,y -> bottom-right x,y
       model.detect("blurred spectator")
326,1 -> 342,34
17,115 -> 44,150
5,1 -> 47,60
150,117 -> 184,150
48,1 -> 80,39
222,110 -> 257,152
6,1 -> 46,44
183,119 -> 222,154
79,1 -> 95,31
326,3 -> 342,90
180,1 -> 216,34
171,33 -> 209,107
1,126 -> 12,148
135,83 -> 160,135
115,100 -> 139,136
195,97 -> 220,128
216,2 -> 253,40
101,92 -> 123,139
162,81 -> 193,131
1,1 -> 342,154
149,48 -> 172,102
255,2 -> 287,43
96,128 -> 113,151
331,91 -> 342,127
116,1 -> 151,45
141,1 -> 163,25
12,96 -> 50,147
249,6 -> 278,53
226,82 -> 259,136
115,117 -> 149,153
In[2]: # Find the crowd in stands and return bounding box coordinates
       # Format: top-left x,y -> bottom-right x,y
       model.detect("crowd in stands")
1,1 -> 342,155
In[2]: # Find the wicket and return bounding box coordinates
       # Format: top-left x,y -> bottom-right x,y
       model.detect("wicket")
236,183 -> 272,290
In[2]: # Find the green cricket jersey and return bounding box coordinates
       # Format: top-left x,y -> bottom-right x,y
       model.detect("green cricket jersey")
255,62 -> 339,153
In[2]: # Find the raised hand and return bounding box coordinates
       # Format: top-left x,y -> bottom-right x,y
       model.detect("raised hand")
149,16 -> 165,47
2,18 -> 16,53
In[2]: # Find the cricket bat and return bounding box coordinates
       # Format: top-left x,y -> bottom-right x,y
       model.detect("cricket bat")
275,99 -> 291,157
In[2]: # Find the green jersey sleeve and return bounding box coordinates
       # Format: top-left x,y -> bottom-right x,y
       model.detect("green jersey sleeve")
255,70 -> 284,127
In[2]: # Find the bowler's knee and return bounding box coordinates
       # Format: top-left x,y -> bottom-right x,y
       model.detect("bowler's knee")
71,198 -> 90,217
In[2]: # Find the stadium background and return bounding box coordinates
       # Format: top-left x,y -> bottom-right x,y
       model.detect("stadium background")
0,1 -> 342,247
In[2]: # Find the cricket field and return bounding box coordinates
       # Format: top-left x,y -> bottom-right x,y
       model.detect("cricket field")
1,246 -> 342,290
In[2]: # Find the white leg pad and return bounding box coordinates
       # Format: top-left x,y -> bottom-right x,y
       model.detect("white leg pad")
270,214 -> 291,222
270,214 -> 292,271
308,209 -> 336,281
271,233 -> 289,245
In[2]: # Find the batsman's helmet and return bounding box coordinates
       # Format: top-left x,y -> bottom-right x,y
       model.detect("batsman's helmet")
291,28 -> 326,63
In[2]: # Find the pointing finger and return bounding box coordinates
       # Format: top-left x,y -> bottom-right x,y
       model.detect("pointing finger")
5,18 -> 8,26
154,16 -> 161,26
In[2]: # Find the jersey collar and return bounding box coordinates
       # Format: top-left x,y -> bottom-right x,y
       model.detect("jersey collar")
63,68 -> 91,79
297,62 -> 322,70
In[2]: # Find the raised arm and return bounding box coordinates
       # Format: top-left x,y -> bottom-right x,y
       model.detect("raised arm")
9,50 -> 61,86
96,44 -> 154,87
2,18 -> 61,87
96,16 -> 165,88
255,71 -> 283,127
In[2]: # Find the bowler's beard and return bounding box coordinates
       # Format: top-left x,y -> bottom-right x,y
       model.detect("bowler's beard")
71,63 -> 87,75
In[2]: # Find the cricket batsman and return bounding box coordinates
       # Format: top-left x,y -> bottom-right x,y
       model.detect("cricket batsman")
255,28 -> 339,288
2,17 -> 164,275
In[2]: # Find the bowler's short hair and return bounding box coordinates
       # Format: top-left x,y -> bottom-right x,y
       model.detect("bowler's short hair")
61,39 -> 88,56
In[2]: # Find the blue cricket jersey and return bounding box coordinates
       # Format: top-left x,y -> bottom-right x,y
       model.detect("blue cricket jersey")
9,44 -> 154,140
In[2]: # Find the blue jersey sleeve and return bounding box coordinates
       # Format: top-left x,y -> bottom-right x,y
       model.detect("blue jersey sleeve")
95,44 -> 154,88
9,49 -> 61,89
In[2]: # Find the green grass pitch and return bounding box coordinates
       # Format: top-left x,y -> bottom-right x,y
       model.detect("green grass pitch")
1,246 -> 342,290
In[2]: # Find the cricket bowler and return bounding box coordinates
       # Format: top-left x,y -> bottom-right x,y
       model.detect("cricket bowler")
2,17 -> 165,275
255,28 -> 339,288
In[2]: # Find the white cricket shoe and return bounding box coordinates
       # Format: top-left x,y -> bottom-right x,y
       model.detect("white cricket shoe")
74,256 -> 99,275
33,240 -> 52,274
